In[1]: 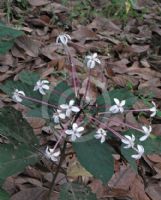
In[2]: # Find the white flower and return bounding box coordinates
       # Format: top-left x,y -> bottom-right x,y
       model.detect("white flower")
52,109 -> 66,123
33,80 -> 49,95
139,125 -> 152,141
65,123 -> 84,141
94,128 -> 107,143
12,89 -> 25,103
131,145 -> 144,160
56,33 -> 71,46
121,134 -> 135,149
45,146 -> 60,162
150,101 -> 157,117
109,98 -> 126,113
60,99 -> 80,117
85,53 -> 101,69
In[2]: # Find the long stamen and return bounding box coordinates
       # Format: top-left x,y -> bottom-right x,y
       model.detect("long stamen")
89,116 -> 124,140
19,94 -> 57,109
64,45 -> 78,97
83,68 -> 91,102
100,116 -> 144,133
98,108 -> 151,115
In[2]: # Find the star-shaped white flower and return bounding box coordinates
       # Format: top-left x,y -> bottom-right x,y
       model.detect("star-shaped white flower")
60,99 -> 80,117
52,109 -> 66,123
33,80 -> 49,95
85,53 -> 101,69
121,134 -> 135,149
56,33 -> 71,46
109,98 -> 126,113
45,146 -> 60,162
65,123 -> 84,141
131,145 -> 144,160
94,128 -> 107,143
139,125 -> 152,141
12,89 -> 25,103
150,101 -> 157,117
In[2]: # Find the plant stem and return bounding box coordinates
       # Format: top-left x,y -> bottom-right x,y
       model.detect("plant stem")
20,95 -> 57,109
64,45 -> 78,97
48,141 -> 67,200
83,68 -> 91,102
98,108 -> 151,115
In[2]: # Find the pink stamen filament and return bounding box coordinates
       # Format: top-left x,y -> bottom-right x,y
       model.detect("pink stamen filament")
98,108 -> 151,115
64,45 -> 78,97
89,116 -> 124,140
20,94 -> 57,109
100,116 -> 144,133
83,68 -> 91,102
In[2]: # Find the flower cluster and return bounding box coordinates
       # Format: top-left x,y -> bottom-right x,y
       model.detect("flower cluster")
11,33 -> 159,164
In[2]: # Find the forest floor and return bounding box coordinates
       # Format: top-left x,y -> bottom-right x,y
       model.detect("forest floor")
1,0 -> 161,200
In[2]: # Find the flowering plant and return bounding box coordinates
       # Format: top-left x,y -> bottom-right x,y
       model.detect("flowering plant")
0,33 -> 161,198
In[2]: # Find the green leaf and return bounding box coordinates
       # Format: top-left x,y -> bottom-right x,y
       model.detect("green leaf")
157,110 -> 161,118
0,41 -> 13,54
121,145 -> 137,171
73,138 -> 114,184
59,183 -> 97,200
0,23 -> 23,54
49,81 -> 75,106
0,23 -> 23,38
19,70 -> 40,86
96,88 -> 137,112
0,106 -> 38,145
0,144 -> 38,179
0,189 -> 10,200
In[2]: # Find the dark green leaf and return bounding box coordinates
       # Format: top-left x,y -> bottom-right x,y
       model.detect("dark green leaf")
49,81 -> 75,106
19,71 -> 40,86
0,23 -> 23,38
0,106 -> 38,145
0,189 -> 10,200
73,138 -> 114,184
0,144 -> 38,179
59,183 -> 97,200
0,41 -> 13,54
0,23 -> 23,54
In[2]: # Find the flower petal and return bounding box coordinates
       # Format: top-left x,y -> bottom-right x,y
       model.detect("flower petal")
69,99 -> 75,106
139,134 -> 148,141
66,109 -> 71,117
109,105 -> 119,113
39,88 -> 46,95
60,104 -> 69,109
42,85 -> 49,90
72,123 -> 78,131
71,134 -> 77,141
131,154 -> 141,160
65,130 -> 73,135
77,126 -> 84,132
114,98 -> 120,105
71,106 -> 80,113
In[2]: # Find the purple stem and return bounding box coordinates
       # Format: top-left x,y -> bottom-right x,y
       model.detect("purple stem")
99,108 -> 151,115
89,116 -> 124,140
20,95 -> 57,109
64,45 -> 78,97
83,68 -> 91,102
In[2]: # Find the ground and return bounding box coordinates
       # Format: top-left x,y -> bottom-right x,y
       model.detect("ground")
0,0 -> 161,200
